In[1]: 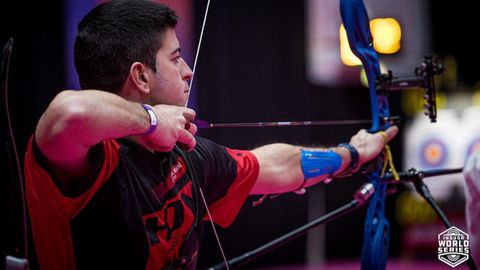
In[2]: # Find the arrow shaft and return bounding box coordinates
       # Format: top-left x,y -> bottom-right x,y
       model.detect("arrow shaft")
196,116 -> 399,129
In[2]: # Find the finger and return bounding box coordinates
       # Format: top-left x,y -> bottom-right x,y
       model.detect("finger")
183,121 -> 197,136
384,125 -> 398,142
375,126 -> 398,144
188,122 -> 198,136
377,131 -> 388,143
182,108 -> 196,122
178,128 -> 196,151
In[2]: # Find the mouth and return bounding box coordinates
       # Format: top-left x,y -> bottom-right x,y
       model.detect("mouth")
184,89 -> 190,94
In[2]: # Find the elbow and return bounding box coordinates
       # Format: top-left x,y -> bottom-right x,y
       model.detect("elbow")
52,91 -> 90,129
36,91 -> 90,146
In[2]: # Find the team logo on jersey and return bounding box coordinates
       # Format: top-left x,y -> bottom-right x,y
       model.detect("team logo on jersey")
167,158 -> 187,187
152,158 -> 187,199
145,157 -> 194,247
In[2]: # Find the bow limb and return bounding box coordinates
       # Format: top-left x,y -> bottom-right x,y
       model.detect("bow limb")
2,37 -> 31,268
340,1 -> 391,269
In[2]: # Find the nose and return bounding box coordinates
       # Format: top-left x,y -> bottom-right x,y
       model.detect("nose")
182,60 -> 193,82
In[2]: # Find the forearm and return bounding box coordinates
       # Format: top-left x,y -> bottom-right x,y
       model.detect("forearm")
35,90 -> 150,168
250,143 -> 352,194
249,126 -> 399,195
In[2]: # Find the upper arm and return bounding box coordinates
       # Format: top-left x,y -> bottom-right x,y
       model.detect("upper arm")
193,138 -> 259,227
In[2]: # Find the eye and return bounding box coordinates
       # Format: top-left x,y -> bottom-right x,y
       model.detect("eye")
174,56 -> 181,64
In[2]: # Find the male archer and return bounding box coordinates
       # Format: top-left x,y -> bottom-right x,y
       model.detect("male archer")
24,1 -> 397,269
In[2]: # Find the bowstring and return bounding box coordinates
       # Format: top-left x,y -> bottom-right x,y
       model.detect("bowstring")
184,1 -> 231,269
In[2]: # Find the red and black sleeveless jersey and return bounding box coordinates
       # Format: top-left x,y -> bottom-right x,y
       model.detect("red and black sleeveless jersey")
24,137 -> 259,270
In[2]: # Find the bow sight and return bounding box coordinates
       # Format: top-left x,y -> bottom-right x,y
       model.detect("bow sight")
376,55 -> 445,123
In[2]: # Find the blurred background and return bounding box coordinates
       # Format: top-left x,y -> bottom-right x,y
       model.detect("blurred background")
1,0 -> 478,269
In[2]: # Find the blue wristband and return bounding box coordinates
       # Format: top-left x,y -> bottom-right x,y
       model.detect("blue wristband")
141,104 -> 158,135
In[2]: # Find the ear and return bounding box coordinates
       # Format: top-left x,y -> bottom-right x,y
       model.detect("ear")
128,62 -> 151,94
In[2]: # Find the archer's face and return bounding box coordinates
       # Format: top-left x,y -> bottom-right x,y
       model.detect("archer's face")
147,27 -> 193,106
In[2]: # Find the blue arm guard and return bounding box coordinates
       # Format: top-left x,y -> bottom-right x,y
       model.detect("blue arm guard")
300,149 -> 342,180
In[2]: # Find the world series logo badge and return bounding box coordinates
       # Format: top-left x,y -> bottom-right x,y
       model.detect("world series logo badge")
438,226 -> 470,267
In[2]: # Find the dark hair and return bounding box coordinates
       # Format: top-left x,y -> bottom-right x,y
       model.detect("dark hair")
74,0 -> 178,92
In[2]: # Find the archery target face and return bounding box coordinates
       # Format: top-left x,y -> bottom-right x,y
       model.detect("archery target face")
419,138 -> 448,169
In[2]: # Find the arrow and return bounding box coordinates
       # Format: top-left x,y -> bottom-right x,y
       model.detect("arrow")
195,116 -> 400,129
